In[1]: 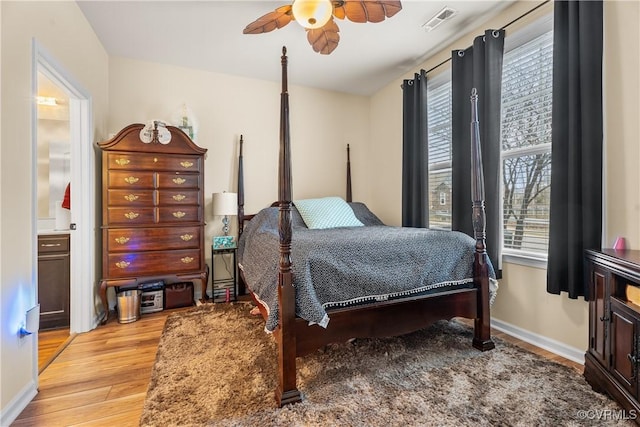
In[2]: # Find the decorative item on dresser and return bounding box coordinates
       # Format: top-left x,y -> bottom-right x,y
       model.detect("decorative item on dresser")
97,123 -> 209,324
584,249 -> 640,420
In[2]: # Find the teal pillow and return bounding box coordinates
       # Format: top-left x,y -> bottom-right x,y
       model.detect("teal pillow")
294,197 -> 364,229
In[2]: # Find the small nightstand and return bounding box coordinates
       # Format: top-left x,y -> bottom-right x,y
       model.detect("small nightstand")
210,246 -> 237,302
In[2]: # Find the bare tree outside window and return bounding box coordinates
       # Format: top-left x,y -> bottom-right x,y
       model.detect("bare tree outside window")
501,29 -> 553,254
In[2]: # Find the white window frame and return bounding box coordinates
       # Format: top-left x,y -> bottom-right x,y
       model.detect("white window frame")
425,14 -> 554,269
500,14 -> 553,269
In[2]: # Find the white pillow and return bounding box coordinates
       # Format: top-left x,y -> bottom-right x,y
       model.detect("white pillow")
294,197 -> 364,229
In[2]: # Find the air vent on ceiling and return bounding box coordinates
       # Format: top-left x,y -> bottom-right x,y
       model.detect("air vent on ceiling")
422,6 -> 458,32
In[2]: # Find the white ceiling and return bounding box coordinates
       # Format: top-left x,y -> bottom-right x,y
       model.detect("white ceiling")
77,1 -> 513,96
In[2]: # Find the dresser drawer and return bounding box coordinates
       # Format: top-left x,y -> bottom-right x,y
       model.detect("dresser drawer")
107,171 -> 155,189
106,226 -> 201,252
157,173 -> 199,189
107,153 -> 201,172
107,207 -> 155,225
158,206 -> 200,223
106,249 -> 202,278
158,189 -> 200,205
38,234 -> 70,254
107,189 -> 155,206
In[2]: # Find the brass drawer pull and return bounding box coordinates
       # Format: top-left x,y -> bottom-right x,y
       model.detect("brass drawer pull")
115,158 -> 130,166
124,176 -> 139,184
114,237 -> 130,244
124,194 -> 139,202
124,212 -> 139,219
180,161 -> 194,168
181,256 -> 194,264
180,234 -> 194,241
172,194 -> 186,201
41,243 -> 61,247
172,211 -> 186,218
172,177 -> 186,185
115,261 -> 130,269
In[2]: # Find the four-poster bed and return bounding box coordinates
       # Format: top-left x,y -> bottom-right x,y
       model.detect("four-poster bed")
237,47 -> 495,407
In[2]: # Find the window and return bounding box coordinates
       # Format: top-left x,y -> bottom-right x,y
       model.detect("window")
501,23 -> 553,259
427,72 -> 452,230
426,18 -> 553,261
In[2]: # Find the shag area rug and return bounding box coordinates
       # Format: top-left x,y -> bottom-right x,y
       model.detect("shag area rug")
141,303 -> 631,426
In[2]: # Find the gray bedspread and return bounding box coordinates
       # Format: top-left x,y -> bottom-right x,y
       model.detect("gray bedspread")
238,205 -> 496,332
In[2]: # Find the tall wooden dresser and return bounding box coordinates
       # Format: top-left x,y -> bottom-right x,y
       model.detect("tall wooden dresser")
98,123 -> 208,324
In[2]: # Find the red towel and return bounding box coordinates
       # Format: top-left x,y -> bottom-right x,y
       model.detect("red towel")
61,183 -> 71,210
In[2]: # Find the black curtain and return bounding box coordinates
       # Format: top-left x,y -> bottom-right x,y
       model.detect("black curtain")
547,0 -> 603,299
451,30 -> 505,278
401,69 -> 429,228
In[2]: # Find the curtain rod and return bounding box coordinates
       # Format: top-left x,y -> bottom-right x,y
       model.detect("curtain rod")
419,0 -> 551,77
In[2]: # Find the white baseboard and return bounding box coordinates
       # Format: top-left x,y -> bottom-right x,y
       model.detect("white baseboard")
0,380 -> 38,426
491,317 -> 585,365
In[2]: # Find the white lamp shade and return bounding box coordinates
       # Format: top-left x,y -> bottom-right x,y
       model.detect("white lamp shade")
212,192 -> 237,216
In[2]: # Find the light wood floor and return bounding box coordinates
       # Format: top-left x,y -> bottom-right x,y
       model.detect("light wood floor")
14,310 -> 583,426
38,328 -> 74,374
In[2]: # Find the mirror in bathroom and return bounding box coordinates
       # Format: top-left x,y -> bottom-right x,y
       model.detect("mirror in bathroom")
37,71 -> 71,230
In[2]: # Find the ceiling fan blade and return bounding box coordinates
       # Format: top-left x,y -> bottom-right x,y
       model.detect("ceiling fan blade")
243,5 -> 293,34
332,1 -> 346,20
307,19 -> 340,55
340,0 -> 402,23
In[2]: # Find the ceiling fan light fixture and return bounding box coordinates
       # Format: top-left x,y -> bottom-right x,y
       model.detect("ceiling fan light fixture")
292,0 -> 333,30
36,96 -> 57,106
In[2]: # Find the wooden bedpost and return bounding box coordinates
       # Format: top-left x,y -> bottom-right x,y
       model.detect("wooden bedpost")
470,88 -> 495,351
237,135 -> 247,296
275,46 -> 303,406
238,135 -> 245,236
346,144 -> 352,202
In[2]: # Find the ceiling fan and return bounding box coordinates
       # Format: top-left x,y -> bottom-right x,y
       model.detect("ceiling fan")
243,0 -> 402,55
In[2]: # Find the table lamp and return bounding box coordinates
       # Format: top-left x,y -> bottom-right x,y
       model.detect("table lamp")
212,192 -> 237,249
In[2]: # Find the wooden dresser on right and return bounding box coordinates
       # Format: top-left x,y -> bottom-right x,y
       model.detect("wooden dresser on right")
585,249 -> 640,419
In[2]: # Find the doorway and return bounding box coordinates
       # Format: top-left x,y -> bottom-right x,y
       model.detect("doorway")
36,70 -> 71,329
32,41 -> 96,377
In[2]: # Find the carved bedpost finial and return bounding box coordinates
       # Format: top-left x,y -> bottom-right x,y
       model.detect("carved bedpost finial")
281,46 -> 288,94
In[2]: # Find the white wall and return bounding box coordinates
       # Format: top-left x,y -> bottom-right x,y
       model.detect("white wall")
368,0 -> 640,354
107,56 -> 370,242
0,1 -> 108,423
603,0 -> 640,249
